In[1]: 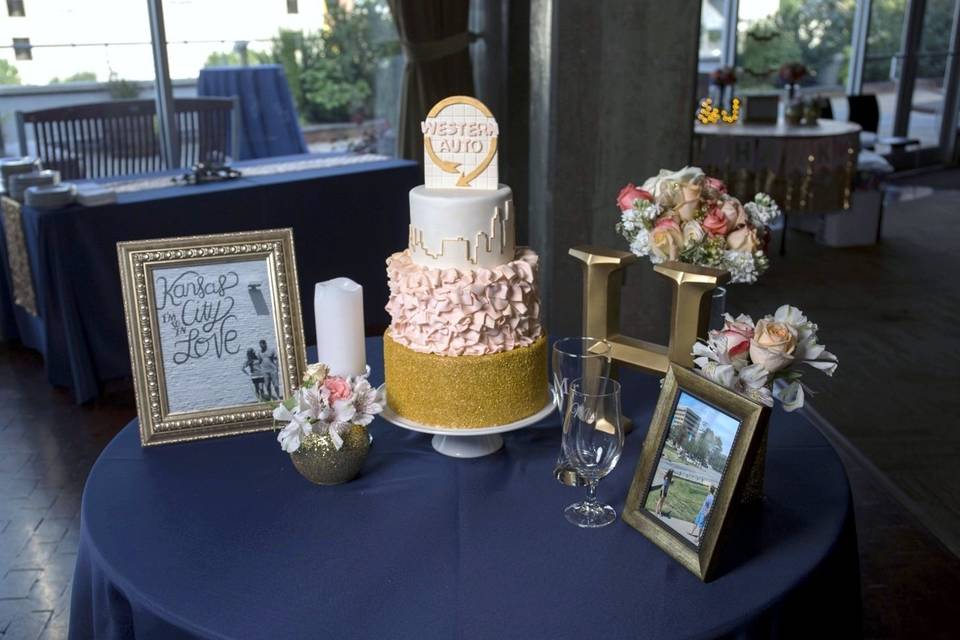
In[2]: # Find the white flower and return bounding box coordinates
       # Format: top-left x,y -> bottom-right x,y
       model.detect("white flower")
682,220 -> 706,248
274,393 -> 314,453
721,250 -> 760,284
772,305 -> 839,376
774,380 -> 804,412
738,363 -> 770,391
620,209 -> 641,232
351,379 -> 384,426
694,360 -> 737,389
277,420 -> 312,453
303,362 -> 330,384
746,193 -> 781,227
641,166 -> 705,196
634,199 -> 660,222
628,228 -> 652,257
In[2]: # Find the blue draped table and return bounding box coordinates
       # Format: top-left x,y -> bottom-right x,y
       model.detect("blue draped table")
0,155 -> 418,403
69,338 -> 860,639
198,65 -> 308,160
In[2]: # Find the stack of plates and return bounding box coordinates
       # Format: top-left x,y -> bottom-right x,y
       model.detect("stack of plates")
24,184 -> 77,210
9,170 -> 60,202
0,157 -> 42,194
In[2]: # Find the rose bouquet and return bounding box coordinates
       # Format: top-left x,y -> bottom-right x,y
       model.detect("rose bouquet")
779,62 -> 808,85
692,305 -> 838,412
709,66 -> 737,87
274,362 -> 384,452
615,167 -> 781,283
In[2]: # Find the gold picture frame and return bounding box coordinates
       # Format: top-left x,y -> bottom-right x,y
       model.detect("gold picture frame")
623,365 -> 768,581
118,229 -> 306,446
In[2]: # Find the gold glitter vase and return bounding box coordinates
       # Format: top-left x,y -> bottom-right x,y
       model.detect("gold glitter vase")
289,424 -> 370,485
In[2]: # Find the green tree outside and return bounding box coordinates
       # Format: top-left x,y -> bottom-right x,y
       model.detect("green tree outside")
49,71 -> 97,84
0,60 -> 21,85
202,0 -> 398,124
738,0 -> 956,89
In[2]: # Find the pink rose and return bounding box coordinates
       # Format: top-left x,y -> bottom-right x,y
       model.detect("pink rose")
702,208 -> 729,236
723,316 -> 755,340
720,198 -> 747,227
322,376 -> 352,402
704,177 -> 727,195
650,218 -> 683,261
617,183 -> 654,212
720,329 -> 751,359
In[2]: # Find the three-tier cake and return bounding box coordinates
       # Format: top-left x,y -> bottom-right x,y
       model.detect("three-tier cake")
383,96 -> 548,428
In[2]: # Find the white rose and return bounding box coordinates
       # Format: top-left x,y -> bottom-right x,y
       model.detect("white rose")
641,166 -> 706,202
682,220 -> 706,248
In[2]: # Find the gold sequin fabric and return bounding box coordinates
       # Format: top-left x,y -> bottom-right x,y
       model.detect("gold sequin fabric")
289,425 -> 370,485
384,332 -> 549,428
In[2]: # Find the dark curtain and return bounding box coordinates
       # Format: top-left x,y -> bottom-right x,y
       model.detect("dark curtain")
388,0 -> 476,161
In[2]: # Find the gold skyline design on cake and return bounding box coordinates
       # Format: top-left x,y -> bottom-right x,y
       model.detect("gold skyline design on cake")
408,200 -> 513,266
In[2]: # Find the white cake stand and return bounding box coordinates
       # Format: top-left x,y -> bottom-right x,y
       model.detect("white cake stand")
379,386 -> 555,458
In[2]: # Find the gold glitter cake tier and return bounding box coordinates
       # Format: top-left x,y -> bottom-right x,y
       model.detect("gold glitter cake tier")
384,333 -> 549,429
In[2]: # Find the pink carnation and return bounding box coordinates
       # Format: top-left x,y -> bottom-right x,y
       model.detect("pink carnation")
322,376 -> 352,402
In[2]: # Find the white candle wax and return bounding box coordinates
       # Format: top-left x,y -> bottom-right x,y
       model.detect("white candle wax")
314,278 -> 366,377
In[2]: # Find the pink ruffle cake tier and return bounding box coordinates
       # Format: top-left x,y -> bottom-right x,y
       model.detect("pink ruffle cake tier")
385,248 -> 542,357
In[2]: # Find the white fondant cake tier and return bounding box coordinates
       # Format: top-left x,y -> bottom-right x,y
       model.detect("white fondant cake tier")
408,184 -> 515,270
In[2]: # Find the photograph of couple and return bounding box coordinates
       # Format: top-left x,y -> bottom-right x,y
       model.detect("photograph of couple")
643,391 -> 741,547
241,339 -> 280,401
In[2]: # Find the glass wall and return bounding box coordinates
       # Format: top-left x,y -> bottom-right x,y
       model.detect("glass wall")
0,0 -> 155,155
907,0 -> 958,147
736,0 -> 856,94
162,0 -> 401,157
697,0 -> 960,163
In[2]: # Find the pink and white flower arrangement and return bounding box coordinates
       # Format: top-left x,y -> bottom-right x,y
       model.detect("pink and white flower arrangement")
692,305 -> 838,412
615,167 -> 781,284
274,362 -> 384,453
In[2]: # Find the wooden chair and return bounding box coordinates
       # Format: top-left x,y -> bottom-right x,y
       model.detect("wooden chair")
15,98 -> 239,180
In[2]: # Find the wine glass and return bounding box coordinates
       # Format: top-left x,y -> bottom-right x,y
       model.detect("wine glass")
552,338 -> 611,485
561,377 -> 624,528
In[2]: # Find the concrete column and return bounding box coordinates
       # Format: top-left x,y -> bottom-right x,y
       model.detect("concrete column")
528,0 -> 702,338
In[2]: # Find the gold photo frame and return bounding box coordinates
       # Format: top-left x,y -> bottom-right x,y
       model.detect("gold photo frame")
118,229 -> 306,446
623,365 -> 768,581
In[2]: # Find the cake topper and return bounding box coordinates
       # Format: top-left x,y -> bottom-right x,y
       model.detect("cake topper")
421,96 -> 499,190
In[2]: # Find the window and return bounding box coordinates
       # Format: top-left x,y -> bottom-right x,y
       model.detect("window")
13,38 -> 31,61
286,0 -> 298,14
166,0 -> 402,156
700,0 -> 725,64
6,0 -> 25,17
737,0 -> 856,94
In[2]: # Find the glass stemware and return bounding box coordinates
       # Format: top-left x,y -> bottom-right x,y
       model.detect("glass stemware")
561,377 -> 624,528
551,337 -> 611,486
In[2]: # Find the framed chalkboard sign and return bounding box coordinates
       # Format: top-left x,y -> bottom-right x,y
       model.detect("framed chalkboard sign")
118,229 -> 306,446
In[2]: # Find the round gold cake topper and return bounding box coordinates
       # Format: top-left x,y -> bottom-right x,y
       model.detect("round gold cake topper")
421,95 -> 499,190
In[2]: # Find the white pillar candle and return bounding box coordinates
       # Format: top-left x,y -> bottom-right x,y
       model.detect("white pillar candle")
314,278 -> 366,377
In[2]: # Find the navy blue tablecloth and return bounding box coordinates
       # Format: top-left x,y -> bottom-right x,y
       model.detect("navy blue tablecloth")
1,155 -> 418,403
198,65 -> 308,160
69,339 -> 860,639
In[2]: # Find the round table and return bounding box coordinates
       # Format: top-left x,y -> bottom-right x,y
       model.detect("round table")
693,118 -> 862,215
69,339 -> 860,639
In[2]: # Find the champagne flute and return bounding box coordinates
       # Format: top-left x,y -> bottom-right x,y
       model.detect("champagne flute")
561,376 -> 624,528
552,338 -> 611,486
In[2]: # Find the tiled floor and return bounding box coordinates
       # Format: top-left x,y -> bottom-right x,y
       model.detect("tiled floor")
0,335 -> 958,638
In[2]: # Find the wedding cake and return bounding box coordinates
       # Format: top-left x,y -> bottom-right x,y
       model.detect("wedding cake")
384,96 -> 548,428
